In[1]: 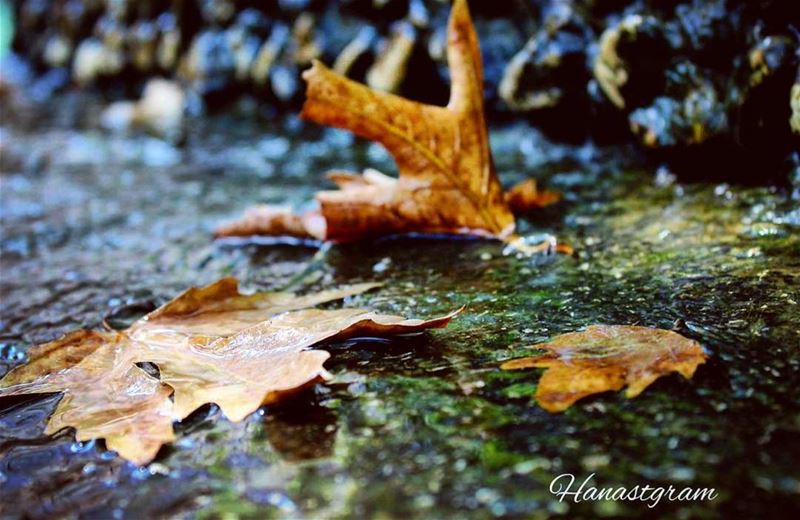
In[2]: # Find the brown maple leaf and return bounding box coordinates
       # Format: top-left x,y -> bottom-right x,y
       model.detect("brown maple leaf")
216,0 -> 561,250
0,278 -> 458,465
501,325 -> 707,412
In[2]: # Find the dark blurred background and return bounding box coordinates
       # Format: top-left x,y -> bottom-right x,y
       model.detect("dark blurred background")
2,0 -> 799,182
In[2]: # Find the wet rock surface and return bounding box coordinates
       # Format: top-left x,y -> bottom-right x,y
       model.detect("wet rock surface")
1,92 -> 799,518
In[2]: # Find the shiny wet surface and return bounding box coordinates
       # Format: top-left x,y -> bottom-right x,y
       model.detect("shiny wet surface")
1,94 -> 799,519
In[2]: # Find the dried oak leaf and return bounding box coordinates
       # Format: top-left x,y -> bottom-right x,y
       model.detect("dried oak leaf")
216,0 -> 557,247
0,278 -> 458,465
501,325 -> 707,412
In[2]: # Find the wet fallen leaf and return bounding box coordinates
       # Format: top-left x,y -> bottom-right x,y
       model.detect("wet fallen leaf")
0,330 -> 175,464
0,278 -> 458,465
216,0 -> 561,251
501,325 -> 707,412
147,307 -> 457,422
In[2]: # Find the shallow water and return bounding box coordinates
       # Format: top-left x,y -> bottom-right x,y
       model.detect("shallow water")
1,94 -> 798,519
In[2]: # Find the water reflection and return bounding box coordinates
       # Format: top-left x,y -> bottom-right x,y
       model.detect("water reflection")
262,400 -> 338,462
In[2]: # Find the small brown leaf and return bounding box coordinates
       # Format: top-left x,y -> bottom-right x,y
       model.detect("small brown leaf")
0,279 -> 458,465
501,325 -> 707,412
505,179 -> 561,214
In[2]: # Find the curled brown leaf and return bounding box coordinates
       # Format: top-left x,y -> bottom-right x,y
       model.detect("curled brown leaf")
218,0 -> 565,245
